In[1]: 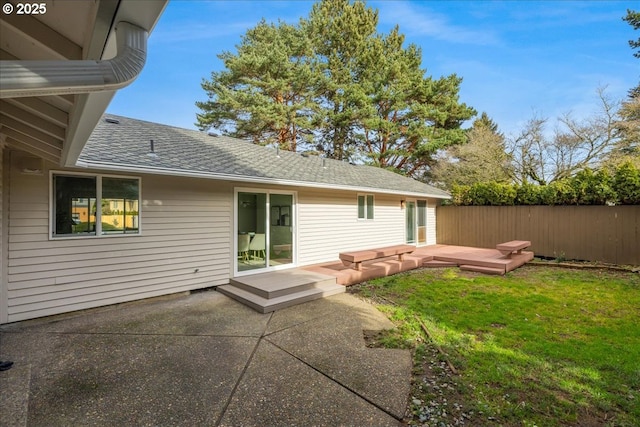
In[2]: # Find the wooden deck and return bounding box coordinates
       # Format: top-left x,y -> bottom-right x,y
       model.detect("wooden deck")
304,244 -> 534,285
219,244 -> 533,313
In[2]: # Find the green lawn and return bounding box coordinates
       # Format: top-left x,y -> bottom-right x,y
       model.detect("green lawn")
353,266 -> 640,426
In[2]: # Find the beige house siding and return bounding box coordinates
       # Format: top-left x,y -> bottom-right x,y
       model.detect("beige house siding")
229,185 -> 440,266
297,189 -> 412,266
1,148 -> 5,323
6,153 -> 232,323
3,150 -> 443,323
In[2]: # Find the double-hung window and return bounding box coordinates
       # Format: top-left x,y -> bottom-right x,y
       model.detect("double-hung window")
52,173 -> 140,238
357,194 -> 374,220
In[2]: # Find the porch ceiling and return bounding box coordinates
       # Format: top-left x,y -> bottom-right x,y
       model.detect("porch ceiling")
0,0 -> 167,166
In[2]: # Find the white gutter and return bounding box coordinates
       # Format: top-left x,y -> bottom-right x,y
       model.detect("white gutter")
73,159 -> 452,199
0,22 -> 147,99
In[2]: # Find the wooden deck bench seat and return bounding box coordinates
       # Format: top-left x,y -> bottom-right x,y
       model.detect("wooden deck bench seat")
339,244 -> 415,271
272,244 -> 292,255
496,240 -> 531,257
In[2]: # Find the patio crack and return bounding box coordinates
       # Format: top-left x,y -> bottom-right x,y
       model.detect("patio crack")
263,336 -> 404,422
214,311 -> 275,426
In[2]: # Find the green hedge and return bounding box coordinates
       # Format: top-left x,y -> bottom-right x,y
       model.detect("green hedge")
448,162 -> 640,206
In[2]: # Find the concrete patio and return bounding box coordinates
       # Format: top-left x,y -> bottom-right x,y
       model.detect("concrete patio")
0,290 -> 411,426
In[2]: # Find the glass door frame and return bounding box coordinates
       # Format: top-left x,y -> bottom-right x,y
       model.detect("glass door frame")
405,200 -> 416,244
405,199 -> 428,246
233,187 -> 297,277
417,199 -> 427,246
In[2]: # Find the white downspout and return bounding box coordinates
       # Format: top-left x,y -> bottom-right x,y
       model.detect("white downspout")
0,22 -> 148,99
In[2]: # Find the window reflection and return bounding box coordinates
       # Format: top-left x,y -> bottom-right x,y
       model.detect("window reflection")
102,177 -> 139,234
53,174 -> 140,237
54,175 -> 97,236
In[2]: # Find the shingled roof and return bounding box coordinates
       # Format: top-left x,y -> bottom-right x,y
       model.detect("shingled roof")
78,114 -> 450,199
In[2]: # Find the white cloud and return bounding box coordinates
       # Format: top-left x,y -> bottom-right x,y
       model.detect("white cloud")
373,0 -> 502,46
151,21 -> 257,44
149,1 -> 311,45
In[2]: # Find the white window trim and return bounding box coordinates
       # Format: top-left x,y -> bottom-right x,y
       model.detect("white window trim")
357,193 -> 374,220
49,170 -> 142,240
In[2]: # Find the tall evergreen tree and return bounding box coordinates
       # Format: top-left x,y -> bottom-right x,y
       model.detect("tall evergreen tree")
304,0 -> 475,169
196,0 -> 475,177
615,96 -> 640,167
356,26 -> 476,177
429,113 -> 511,188
473,111 -> 500,134
623,9 -> 640,58
303,0 -> 378,160
623,9 -> 640,98
614,9 -> 639,165
196,20 -> 317,151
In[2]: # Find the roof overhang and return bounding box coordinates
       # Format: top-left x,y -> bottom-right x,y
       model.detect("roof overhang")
0,0 -> 168,166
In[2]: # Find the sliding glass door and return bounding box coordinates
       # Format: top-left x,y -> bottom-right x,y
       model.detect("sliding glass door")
237,192 -> 267,271
417,200 -> 427,245
406,200 -> 428,246
406,201 -> 416,244
269,193 -> 293,268
236,190 -> 295,274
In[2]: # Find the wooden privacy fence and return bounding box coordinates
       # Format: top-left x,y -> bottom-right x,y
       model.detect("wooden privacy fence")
436,205 -> 640,266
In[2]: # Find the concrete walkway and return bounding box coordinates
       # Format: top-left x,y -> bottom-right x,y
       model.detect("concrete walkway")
0,291 -> 412,426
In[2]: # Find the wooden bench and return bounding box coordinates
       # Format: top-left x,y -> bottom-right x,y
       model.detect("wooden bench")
272,244 -> 292,255
339,244 -> 415,271
496,240 -> 531,258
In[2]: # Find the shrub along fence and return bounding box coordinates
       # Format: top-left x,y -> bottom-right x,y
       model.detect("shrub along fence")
436,205 -> 640,265
447,162 -> 640,207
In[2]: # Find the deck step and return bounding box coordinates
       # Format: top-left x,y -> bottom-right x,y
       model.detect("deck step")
460,264 -> 505,275
217,282 -> 345,313
230,271 -> 337,299
434,255 -> 505,270
422,260 -> 459,268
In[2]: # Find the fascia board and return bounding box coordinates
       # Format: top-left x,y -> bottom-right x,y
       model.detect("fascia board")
74,159 -> 452,199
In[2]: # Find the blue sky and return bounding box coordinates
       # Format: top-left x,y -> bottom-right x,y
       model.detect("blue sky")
107,0 -> 639,138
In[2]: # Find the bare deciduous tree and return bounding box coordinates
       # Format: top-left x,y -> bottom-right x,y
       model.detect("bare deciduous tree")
507,87 -> 624,185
